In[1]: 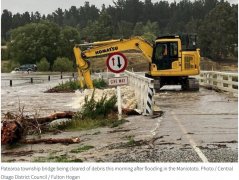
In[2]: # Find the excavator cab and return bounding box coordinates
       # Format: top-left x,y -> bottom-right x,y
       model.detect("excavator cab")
153,38 -> 179,70
149,35 -> 200,91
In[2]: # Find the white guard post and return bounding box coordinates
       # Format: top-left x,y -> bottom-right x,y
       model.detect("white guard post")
145,85 -> 154,115
125,71 -> 155,116
115,73 -> 122,120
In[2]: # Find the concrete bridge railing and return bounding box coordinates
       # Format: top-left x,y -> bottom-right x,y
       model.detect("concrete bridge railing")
124,70 -> 154,115
198,71 -> 238,94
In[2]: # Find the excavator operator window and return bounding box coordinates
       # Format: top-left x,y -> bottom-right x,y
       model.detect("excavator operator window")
153,42 -> 178,70
154,43 -> 168,61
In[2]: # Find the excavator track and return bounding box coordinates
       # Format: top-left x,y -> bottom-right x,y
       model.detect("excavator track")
148,75 -> 199,92
182,78 -> 199,91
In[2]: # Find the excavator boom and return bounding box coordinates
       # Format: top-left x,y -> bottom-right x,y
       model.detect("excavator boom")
73,37 -> 153,88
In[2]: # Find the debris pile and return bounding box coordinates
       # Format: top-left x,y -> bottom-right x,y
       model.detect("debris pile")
69,85 -> 137,110
1,111 -> 79,145
22,137 -> 80,144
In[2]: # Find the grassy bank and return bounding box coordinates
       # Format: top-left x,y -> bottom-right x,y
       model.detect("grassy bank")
54,90 -> 128,131
45,78 -> 107,93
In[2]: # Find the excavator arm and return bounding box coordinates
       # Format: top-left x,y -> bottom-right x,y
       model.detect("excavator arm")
73,37 -> 153,89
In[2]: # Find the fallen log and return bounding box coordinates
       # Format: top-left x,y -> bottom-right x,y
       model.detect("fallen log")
1,111 -> 76,145
21,137 -> 80,144
1,120 -> 23,145
27,111 -> 76,124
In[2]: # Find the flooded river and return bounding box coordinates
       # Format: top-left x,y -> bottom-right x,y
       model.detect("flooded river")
1,72 -> 76,117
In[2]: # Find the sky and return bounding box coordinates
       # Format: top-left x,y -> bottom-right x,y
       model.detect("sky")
1,0 -> 238,15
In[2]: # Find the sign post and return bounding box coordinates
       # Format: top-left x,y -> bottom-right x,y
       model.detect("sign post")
106,52 -> 128,120
116,74 -> 122,118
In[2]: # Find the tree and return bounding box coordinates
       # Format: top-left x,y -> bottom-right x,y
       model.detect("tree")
81,20 -> 99,42
137,21 -> 159,42
133,22 -> 144,36
53,8 -> 64,26
143,20 -> 159,36
31,11 -> 41,23
185,18 -> 201,33
12,13 -> 22,29
96,12 -> 113,40
52,57 -> 74,72
143,0 -> 154,22
9,21 -> 61,65
117,20 -> 134,38
21,12 -> 31,25
142,32 -> 156,43
204,0 -> 218,15
166,0 -> 193,33
153,1 -> 170,32
121,0 -> 144,23
63,6 -> 79,26
58,26 -> 80,58
1,48 -> 10,60
81,12 -> 113,42
106,5 -> 122,32
1,9 -> 12,40
79,2 -> 99,27
36,57 -> 50,71
198,2 -> 238,59
192,0 -> 204,20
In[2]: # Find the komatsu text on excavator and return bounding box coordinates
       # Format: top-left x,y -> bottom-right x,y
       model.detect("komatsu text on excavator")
73,35 -> 200,91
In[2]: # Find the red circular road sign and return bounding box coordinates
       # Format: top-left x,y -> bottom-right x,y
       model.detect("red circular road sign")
106,52 -> 128,73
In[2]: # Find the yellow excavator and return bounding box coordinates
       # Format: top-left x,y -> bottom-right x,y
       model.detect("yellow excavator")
73,35 -> 200,91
